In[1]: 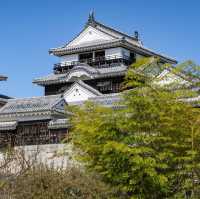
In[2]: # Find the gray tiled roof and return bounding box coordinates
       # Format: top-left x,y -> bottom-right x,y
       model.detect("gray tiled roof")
0,94 -> 11,100
69,89 -> 200,109
68,92 -> 122,108
0,95 -> 66,122
98,65 -> 127,75
49,16 -> 142,55
0,95 -> 62,114
33,64 -> 127,86
50,39 -> 122,54
49,38 -> 176,64
0,98 -> 8,104
89,93 -> 122,108
0,94 -> 11,106
59,39 -> 122,51
49,17 -> 177,64
92,20 -> 140,44
33,73 -> 69,85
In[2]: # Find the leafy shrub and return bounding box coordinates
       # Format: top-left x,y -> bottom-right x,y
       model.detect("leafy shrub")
1,164 -> 115,199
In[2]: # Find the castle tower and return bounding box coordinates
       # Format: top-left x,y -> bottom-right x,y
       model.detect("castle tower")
33,13 -> 176,103
0,13 -> 178,147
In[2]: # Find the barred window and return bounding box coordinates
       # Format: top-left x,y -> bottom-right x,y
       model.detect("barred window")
112,83 -> 121,92
97,81 -> 112,92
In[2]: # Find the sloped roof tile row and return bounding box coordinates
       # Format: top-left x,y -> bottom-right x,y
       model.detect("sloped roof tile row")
33,64 -> 127,86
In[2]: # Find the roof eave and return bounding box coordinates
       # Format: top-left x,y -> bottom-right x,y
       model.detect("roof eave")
32,70 -> 126,86
48,40 -> 121,56
49,40 -> 177,64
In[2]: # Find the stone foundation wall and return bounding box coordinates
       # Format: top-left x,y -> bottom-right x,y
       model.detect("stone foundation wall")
0,144 -> 81,174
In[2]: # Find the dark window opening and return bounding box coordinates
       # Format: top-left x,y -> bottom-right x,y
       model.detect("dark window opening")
97,81 -> 112,92
95,51 -> 105,59
112,83 -> 121,93
130,52 -> 136,63
79,53 -> 93,63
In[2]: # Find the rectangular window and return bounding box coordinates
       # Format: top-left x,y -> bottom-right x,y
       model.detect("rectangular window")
79,53 -> 93,63
97,81 -> 112,92
130,52 -> 136,63
95,51 -> 105,59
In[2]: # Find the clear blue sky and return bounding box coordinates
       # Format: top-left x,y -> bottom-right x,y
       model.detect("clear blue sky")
0,0 -> 199,98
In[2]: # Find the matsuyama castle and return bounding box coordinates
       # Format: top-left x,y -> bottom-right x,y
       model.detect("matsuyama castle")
0,13 -> 180,147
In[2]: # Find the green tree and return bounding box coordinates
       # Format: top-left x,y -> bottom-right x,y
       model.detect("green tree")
70,57 -> 200,198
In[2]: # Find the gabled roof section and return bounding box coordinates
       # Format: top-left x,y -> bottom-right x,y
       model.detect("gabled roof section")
66,65 -> 97,82
49,13 -> 177,64
85,14 -> 141,46
64,80 -> 102,103
0,95 -> 67,122
154,69 -> 191,88
69,64 -> 99,75
0,94 -> 11,106
154,67 -> 200,89
66,12 -> 141,48
66,26 -> 114,48
49,13 -> 142,55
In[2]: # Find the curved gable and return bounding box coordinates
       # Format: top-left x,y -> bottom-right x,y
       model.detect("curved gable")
67,69 -> 93,82
64,81 -> 102,103
67,26 -> 115,47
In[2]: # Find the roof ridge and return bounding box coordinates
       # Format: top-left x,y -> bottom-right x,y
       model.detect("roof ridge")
7,94 -> 62,102
50,38 -> 120,51
76,80 -> 102,95
71,64 -> 99,73
49,17 -> 139,53
61,18 -> 125,49
93,20 -> 138,41
163,67 -> 200,83
51,97 -> 65,110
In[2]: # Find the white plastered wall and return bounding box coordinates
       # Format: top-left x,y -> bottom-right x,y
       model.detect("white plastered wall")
64,83 -> 97,103
60,54 -> 79,65
105,47 -> 130,59
67,26 -> 113,47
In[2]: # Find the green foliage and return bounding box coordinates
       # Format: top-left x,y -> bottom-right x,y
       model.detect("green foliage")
123,57 -> 170,89
70,57 -> 200,198
173,60 -> 200,81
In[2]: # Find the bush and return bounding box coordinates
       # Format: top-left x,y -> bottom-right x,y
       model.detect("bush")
1,164 -> 114,199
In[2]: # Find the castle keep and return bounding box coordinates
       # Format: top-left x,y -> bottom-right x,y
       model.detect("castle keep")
0,13 -> 177,147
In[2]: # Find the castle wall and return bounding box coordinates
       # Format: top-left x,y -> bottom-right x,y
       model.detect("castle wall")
0,144 -> 81,174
